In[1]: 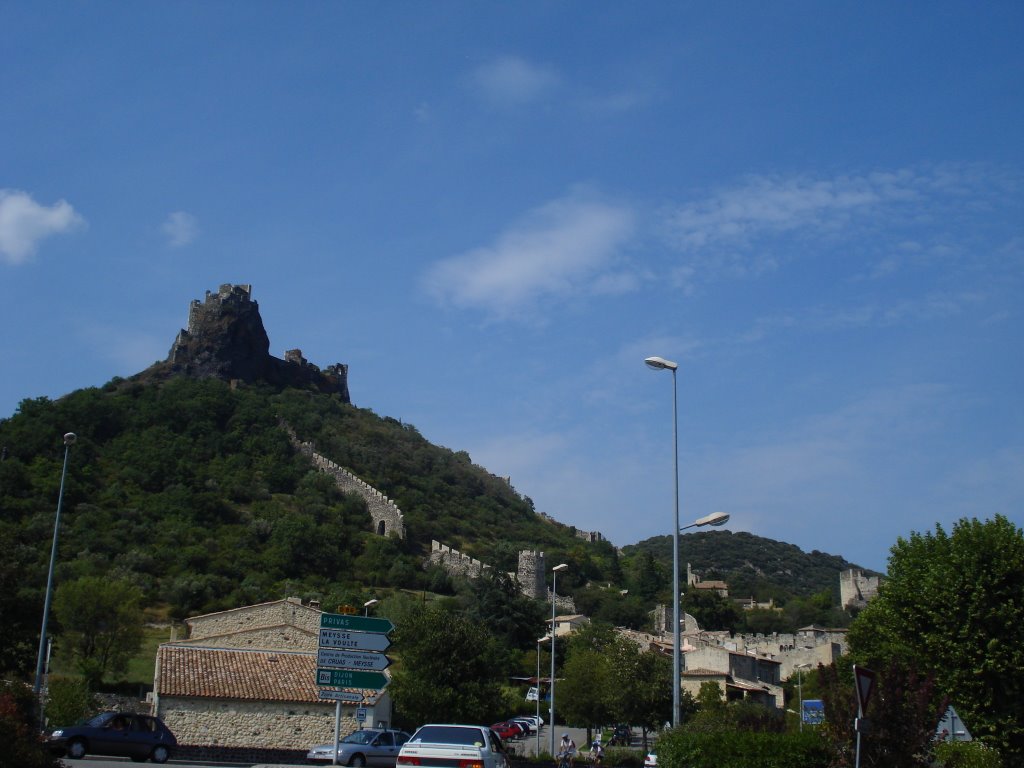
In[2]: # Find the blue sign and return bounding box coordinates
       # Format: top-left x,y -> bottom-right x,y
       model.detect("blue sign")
802,699 -> 825,725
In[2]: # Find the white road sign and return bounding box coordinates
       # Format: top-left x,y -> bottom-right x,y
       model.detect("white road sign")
319,690 -> 365,703
318,628 -> 392,652
318,648 -> 391,671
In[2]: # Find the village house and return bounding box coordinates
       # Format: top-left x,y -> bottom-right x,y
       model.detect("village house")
152,597 -> 391,760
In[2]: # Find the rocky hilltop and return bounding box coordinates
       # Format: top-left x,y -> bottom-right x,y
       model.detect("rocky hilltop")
138,283 -> 350,401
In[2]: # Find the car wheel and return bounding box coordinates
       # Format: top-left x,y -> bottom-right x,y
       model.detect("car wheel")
150,745 -> 170,764
349,753 -> 366,767
67,739 -> 87,759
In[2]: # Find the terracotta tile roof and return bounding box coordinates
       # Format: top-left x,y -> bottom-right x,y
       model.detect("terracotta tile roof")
156,645 -> 378,704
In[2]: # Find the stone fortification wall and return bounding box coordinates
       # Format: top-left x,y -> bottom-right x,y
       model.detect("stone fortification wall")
840,568 -> 881,610
187,598 -> 319,642
309,453 -> 406,538
156,696 -> 343,750
284,425 -> 406,539
516,550 -> 546,600
575,529 -> 604,543
429,540 -> 491,579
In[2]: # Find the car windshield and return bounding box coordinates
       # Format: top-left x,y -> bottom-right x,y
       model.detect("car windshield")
342,731 -> 378,745
86,713 -> 116,727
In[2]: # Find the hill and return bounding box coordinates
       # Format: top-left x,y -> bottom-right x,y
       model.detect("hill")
0,283 -> 876,679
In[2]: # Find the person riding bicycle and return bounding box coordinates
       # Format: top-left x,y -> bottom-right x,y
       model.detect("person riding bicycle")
588,739 -> 604,766
557,733 -> 577,767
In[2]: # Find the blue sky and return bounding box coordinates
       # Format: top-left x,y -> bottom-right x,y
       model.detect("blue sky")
3,2 -> 1021,572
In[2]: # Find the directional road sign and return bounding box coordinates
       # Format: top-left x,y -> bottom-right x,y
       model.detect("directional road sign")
320,613 -> 395,634
318,648 -> 391,671
316,668 -> 389,690
319,628 -> 392,652
319,690 -> 365,703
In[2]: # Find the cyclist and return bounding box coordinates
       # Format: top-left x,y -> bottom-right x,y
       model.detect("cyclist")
588,739 -> 604,766
557,733 -> 577,768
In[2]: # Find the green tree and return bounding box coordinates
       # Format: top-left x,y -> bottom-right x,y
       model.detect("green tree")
52,576 -> 144,687
847,515 -> 1024,763
559,625 -> 617,734
44,676 -> 97,729
389,604 -> 506,727
819,658 -> 945,768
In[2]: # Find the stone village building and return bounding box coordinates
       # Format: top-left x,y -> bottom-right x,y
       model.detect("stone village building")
152,597 -> 390,759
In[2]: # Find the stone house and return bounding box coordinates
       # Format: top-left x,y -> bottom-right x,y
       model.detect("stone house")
550,614 -> 591,637
152,597 -> 391,754
681,645 -> 783,708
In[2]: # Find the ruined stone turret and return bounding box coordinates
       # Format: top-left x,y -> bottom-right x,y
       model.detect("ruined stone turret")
141,284 -> 350,401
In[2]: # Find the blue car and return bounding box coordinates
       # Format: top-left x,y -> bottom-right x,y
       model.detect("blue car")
48,711 -> 177,763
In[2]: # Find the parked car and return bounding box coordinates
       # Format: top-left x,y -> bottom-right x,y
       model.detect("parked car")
490,721 -> 526,740
308,728 -> 412,766
47,711 -> 177,764
644,749 -> 657,768
511,717 -> 537,733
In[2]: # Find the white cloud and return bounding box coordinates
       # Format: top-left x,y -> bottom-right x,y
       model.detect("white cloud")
162,211 -> 199,248
666,172 -> 917,253
423,191 -> 635,319
0,189 -> 85,265
472,55 -> 559,106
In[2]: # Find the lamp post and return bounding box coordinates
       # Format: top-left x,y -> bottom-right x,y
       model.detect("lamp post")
33,432 -> 77,712
363,598 -> 379,617
644,355 -> 683,726
645,356 -> 735,726
549,563 -> 568,756
795,663 -> 810,732
536,635 -> 550,755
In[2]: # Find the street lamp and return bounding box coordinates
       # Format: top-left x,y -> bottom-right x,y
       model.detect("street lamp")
549,563 -> 568,756
536,635 -> 550,755
363,599 -> 379,617
33,432 -> 76,712
643,355 -> 684,726
795,663 -> 810,732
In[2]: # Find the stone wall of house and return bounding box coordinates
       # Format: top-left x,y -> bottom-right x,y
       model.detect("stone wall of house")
187,598 -> 320,642
173,626 -> 318,652
156,696 -> 350,750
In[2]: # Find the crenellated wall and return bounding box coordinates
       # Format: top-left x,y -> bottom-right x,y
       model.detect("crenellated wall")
283,424 -> 406,539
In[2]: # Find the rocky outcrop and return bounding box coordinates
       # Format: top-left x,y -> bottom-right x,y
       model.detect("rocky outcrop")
139,284 -> 350,401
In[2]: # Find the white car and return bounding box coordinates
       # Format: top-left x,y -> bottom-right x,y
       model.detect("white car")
644,749 -> 657,768
307,728 -> 411,766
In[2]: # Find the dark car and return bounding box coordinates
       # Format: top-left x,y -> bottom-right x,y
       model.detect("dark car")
47,711 -> 177,763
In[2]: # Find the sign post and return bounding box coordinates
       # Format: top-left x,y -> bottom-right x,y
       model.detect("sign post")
852,665 -> 876,768
316,611 -> 394,766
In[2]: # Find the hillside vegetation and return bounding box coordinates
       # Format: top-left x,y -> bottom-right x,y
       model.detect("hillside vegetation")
1,376 -> 868,679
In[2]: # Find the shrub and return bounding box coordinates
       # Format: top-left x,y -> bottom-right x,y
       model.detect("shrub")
933,741 -> 1003,768
0,682 -> 62,768
43,677 -> 97,730
656,728 -> 831,768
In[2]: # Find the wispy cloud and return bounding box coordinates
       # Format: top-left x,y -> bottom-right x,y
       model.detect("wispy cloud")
423,190 -> 635,319
471,55 -> 559,106
162,211 -> 199,248
0,189 -> 85,265
666,170 -> 921,253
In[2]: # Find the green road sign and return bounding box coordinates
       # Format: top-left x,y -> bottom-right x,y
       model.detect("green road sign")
316,668 -> 389,690
320,613 -> 395,634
